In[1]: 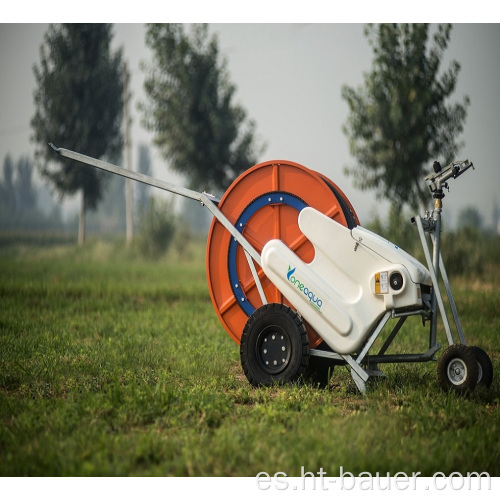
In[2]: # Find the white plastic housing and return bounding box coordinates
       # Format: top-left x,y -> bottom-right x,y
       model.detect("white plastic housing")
261,207 -> 432,354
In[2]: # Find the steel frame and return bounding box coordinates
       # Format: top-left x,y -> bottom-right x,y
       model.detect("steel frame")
49,144 -> 473,394
309,160 -> 474,393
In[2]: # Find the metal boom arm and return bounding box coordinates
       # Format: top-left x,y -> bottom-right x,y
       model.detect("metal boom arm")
48,143 -> 220,204
48,143 -> 262,264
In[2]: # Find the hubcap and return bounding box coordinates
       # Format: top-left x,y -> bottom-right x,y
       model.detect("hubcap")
447,358 -> 467,385
257,326 -> 291,375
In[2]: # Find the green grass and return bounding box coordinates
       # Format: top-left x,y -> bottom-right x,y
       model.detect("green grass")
1,238 -> 499,477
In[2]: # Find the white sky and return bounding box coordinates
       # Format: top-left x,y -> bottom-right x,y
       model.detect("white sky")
1,4 -> 499,228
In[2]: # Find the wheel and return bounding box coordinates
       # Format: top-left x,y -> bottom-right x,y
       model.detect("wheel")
437,344 -> 479,394
470,346 -> 494,388
206,160 -> 359,350
240,303 -> 310,386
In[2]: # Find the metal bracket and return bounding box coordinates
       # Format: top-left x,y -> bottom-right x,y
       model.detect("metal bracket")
243,249 -> 268,306
355,311 -> 392,365
434,237 -> 467,345
414,215 -> 455,346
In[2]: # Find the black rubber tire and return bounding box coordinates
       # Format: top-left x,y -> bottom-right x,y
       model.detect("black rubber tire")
437,344 -> 479,394
469,346 -> 494,388
240,303 -> 310,387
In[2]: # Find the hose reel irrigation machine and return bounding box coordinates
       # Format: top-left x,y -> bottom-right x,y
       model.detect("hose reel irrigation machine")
50,143 -> 494,395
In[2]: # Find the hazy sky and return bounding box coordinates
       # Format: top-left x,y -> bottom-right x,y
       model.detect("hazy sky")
1,12 -> 499,228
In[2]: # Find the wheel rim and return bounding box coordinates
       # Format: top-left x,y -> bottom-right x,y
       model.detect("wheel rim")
448,357 -> 468,385
256,325 -> 292,375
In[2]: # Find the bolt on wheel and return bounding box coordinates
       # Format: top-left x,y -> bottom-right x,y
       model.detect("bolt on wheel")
240,303 -> 310,386
447,358 -> 469,385
257,327 -> 292,374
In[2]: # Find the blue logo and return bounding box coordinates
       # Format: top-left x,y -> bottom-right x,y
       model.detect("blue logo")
286,265 -> 323,312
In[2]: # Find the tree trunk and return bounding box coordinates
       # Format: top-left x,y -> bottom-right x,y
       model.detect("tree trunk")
78,189 -> 86,245
123,61 -> 133,246
126,178 -> 133,245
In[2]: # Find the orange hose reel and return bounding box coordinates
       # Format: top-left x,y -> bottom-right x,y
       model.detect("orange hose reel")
206,160 -> 359,349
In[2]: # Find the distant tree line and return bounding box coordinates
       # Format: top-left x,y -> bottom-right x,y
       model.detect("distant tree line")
24,23 -> 480,257
0,145 -> 155,236
28,23 -> 264,248
0,154 -> 64,231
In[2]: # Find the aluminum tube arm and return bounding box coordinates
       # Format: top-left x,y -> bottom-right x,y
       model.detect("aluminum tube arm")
48,143 -> 262,264
48,143 -> 220,204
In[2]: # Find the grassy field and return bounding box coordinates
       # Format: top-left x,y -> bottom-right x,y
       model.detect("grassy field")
1,237 -> 499,477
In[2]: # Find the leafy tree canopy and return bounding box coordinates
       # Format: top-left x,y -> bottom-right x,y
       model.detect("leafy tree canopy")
31,23 -> 123,210
342,24 -> 469,211
141,23 -> 265,194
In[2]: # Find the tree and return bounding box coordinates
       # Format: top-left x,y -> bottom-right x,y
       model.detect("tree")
137,197 -> 177,259
140,23 -> 265,194
136,143 -> 152,217
0,155 -> 37,217
86,172 -> 126,234
31,24 -> 123,244
342,24 -> 469,212
457,206 -> 482,230
14,157 -> 37,215
0,154 -> 63,231
1,155 -> 16,214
